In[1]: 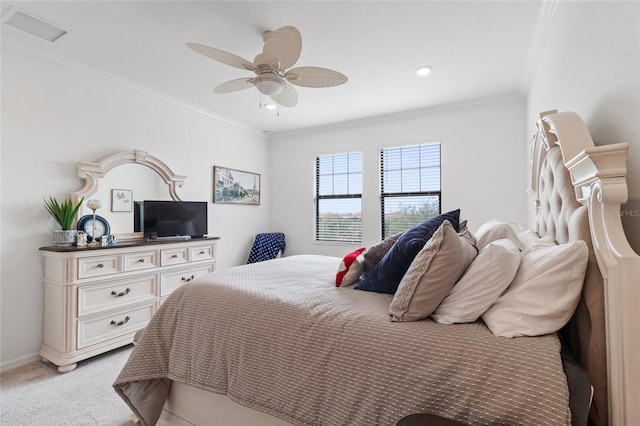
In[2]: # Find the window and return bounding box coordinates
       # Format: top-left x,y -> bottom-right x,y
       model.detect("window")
315,152 -> 363,242
381,143 -> 441,238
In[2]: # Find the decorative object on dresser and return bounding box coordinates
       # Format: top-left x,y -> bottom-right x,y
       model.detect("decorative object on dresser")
43,195 -> 84,246
76,214 -> 110,245
86,198 -> 105,245
39,237 -> 219,373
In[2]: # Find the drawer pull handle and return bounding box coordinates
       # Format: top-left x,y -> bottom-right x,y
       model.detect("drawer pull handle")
181,275 -> 195,282
111,288 -> 131,297
138,259 -> 145,263
96,263 -> 104,268
199,250 -> 205,255
110,316 -> 130,327
171,254 -> 178,259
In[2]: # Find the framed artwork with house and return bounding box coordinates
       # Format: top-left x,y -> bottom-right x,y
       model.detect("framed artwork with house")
213,166 -> 260,205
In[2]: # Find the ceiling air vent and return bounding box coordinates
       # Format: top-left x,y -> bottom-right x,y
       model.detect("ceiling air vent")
3,8 -> 68,42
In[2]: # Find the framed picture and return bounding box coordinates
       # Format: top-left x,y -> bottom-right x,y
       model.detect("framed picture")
213,166 -> 260,205
111,189 -> 133,212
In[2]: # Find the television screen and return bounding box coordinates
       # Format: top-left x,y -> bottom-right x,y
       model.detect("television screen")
142,200 -> 208,239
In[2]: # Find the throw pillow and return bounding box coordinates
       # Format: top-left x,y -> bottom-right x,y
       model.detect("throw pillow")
481,240 -> 588,338
475,219 -> 525,251
362,232 -> 403,272
356,209 -> 461,294
336,247 -> 366,287
389,220 -> 477,322
431,238 -> 521,324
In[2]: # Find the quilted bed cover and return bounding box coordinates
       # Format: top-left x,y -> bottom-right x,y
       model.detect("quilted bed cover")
113,255 -> 571,426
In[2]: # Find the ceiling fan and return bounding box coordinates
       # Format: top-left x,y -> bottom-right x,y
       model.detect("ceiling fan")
186,26 -> 348,108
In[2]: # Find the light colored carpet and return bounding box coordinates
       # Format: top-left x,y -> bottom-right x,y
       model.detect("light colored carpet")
0,345 -> 135,426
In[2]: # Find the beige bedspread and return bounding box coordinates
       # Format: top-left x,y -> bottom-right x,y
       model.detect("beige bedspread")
114,255 -> 571,426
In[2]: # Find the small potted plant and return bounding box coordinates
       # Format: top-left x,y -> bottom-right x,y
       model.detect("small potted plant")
44,196 -> 84,245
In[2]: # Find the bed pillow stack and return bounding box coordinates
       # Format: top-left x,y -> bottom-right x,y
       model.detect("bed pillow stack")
431,220 -> 588,338
338,216 -> 589,336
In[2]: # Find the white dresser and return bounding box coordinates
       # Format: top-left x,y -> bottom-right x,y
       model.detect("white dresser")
39,237 -> 219,373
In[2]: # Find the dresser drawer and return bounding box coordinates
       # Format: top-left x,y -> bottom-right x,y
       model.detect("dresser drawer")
161,248 -> 188,266
189,244 -> 215,261
124,250 -> 159,272
77,255 -> 121,279
161,266 -> 212,297
77,303 -> 155,349
77,276 -> 157,316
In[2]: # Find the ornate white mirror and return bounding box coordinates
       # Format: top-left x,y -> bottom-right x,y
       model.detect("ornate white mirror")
72,150 -> 186,239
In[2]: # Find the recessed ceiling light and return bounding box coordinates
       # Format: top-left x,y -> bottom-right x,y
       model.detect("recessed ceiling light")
416,66 -> 433,77
264,103 -> 277,110
3,7 -> 68,42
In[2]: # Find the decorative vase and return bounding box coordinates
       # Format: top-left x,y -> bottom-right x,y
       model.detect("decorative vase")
53,230 -> 77,246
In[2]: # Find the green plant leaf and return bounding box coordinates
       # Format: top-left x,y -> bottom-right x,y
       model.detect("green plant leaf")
43,196 -> 84,230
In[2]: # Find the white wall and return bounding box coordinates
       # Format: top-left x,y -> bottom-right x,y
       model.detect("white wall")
0,44 -> 270,370
526,1 -> 640,253
269,95 -> 528,258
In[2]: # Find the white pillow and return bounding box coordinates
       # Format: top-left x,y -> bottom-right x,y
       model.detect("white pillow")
482,240 -> 588,338
432,238 -> 521,324
517,229 -> 556,253
389,221 -> 477,322
475,219 -> 525,251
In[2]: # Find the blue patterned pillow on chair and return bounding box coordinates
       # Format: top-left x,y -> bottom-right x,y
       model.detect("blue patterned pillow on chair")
247,232 -> 286,263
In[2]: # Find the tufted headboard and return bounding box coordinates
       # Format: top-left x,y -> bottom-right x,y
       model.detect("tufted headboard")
530,110 -> 640,426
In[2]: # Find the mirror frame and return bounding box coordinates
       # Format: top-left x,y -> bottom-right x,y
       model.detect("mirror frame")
72,149 -> 186,239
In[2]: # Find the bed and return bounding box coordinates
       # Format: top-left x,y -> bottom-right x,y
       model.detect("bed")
114,110 -> 639,426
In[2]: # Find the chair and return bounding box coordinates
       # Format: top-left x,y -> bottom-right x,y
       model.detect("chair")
247,232 -> 286,264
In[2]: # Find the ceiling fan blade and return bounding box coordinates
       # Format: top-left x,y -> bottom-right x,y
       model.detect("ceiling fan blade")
186,42 -> 257,72
261,26 -> 302,69
285,66 -> 348,88
214,78 -> 255,94
271,83 -> 298,107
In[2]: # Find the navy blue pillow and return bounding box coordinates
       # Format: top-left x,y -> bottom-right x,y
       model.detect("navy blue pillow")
355,209 -> 461,294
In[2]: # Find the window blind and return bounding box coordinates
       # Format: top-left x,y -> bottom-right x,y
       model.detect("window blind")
315,152 -> 363,242
381,143 -> 441,238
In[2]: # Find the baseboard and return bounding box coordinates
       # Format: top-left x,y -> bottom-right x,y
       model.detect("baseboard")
0,351 -> 41,373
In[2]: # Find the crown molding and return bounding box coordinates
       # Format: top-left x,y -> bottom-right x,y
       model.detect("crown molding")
271,92 -> 525,140
520,0 -> 560,94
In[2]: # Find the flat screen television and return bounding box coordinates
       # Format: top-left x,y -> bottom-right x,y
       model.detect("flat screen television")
141,200 -> 208,239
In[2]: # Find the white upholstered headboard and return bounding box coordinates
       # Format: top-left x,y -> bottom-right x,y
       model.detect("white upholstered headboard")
529,110 -> 639,426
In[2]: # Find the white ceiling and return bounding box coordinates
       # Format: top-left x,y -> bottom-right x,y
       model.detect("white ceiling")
1,1 -> 543,135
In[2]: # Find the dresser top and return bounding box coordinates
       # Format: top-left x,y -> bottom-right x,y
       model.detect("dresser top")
40,236 -> 220,252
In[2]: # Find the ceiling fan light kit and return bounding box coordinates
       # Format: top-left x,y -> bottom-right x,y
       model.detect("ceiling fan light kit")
254,73 -> 286,96
187,25 -> 348,108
